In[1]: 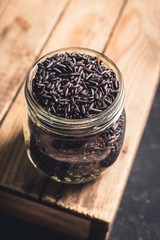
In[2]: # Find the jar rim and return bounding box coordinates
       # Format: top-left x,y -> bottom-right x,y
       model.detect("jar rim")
25,47 -> 124,134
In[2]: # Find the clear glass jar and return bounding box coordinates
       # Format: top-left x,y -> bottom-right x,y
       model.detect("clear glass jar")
23,47 -> 126,184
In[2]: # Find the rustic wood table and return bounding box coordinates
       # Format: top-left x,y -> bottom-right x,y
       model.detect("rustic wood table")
0,0 -> 159,239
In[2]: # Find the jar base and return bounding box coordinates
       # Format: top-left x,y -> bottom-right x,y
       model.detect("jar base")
26,146 -> 118,184
26,147 -> 105,184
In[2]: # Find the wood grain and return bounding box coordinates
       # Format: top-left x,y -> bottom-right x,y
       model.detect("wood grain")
45,0 -> 160,232
0,0 -> 69,123
0,0 -> 125,200
0,0 -> 10,16
0,0 -> 69,199
0,0 -> 159,239
0,88 -> 48,199
0,191 -> 90,240
39,0 -> 127,53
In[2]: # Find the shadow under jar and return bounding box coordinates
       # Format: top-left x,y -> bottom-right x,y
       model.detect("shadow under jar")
24,47 -> 126,184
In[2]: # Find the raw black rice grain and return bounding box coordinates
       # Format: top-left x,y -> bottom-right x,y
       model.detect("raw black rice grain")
32,52 -> 120,119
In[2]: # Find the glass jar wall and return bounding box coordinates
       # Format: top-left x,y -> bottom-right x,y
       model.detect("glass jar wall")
23,47 -> 126,184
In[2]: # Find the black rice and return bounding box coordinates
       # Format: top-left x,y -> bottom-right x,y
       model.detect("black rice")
32,52 -> 120,119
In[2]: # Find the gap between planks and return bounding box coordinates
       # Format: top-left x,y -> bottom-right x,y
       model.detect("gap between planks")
0,0 -> 71,127
0,0 -> 70,125
102,0 -> 128,53
0,0 -> 71,128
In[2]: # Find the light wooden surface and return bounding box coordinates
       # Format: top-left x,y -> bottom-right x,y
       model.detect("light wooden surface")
0,0 -> 159,239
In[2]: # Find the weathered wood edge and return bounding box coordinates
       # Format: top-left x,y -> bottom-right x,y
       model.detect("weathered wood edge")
0,188 -> 110,240
89,219 -> 108,240
0,189 -> 90,240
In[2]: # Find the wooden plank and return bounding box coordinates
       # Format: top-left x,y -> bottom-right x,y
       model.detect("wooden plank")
39,0 -> 127,54
0,0 -> 69,123
0,0 -> 125,200
0,88 -> 49,199
0,190 -> 90,240
0,0 -> 10,16
47,0 -> 160,234
0,0 -> 69,199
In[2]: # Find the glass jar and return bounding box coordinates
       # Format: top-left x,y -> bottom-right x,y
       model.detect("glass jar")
23,47 -> 126,184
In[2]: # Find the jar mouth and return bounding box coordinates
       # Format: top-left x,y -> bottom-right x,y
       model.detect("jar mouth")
25,47 -> 124,135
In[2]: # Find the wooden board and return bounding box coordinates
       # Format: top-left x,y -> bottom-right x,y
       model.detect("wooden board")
0,0 -> 125,200
0,0 -> 160,239
40,0 -> 127,53
0,0 -> 69,122
0,191 -> 90,240
0,0 -> 10,16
